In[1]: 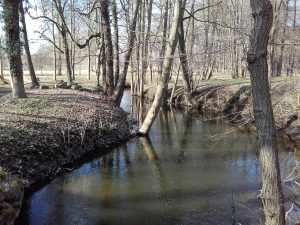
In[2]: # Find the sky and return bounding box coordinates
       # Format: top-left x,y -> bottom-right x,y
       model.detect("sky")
24,14 -> 46,54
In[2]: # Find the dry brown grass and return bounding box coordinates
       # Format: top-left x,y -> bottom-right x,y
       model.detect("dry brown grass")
0,89 -> 131,186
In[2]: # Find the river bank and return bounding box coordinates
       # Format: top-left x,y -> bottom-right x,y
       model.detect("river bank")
0,88 -> 132,224
146,79 -> 300,142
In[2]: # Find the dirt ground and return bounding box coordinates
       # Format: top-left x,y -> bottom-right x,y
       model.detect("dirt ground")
0,85 -> 11,98
0,88 -> 132,186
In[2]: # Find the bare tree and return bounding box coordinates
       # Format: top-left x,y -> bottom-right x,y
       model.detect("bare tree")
113,0 -> 142,105
178,0 -> 192,106
112,0 -> 120,86
138,0 -> 182,135
247,0 -> 285,224
54,0 -> 73,83
20,0 -> 39,87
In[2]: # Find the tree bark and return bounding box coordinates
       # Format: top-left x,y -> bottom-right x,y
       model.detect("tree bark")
276,0 -> 288,77
247,1 -> 285,224
57,7 -> 63,77
62,27 -> 73,83
20,0 -> 39,88
99,0 -> 115,96
113,0 -> 141,105
0,39 -> 7,84
55,0 -> 73,83
52,1 -> 57,81
138,0 -> 182,135
3,0 -> 26,98
112,0 -> 120,87
160,0 -> 169,104
178,0 -> 192,106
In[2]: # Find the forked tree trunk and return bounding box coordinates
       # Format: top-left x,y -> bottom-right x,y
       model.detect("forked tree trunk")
3,0 -> 26,98
138,0 -> 182,135
20,0 -> 39,88
55,0 -> 72,83
247,1 -> 285,225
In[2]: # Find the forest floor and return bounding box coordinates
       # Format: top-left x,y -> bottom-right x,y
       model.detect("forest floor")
0,88 -> 132,186
0,87 -> 132,224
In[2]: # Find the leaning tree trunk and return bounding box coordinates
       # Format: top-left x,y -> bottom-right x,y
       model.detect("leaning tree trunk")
113,0 -> 141,105
3,0 -> 26,98
247,1 -> 285,225
20,0 -> 39,88
138,0 -> 182,135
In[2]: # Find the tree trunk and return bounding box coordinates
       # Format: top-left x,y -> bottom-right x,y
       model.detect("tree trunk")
57,12 -> 63,77
160,0 -> 169,104
269,0 -> 283,77
112,0 -> 120,87
287,0 -> 296,76
19,0 -> 39,87
102,34 -> 107,93
99,0 -> 115,96
169,64 -> 180,104
3,0 -> 26,98
96,46 -> 103,87
138,0 -> 182,135
52,2 -> 57,81
113,0 -> 141,105
178,0 -> 192,106
0,39 -> 7,84
55,0 -> 72,83
62,27 -> 73,83
247,1 -> 285,225
276,0 -> 288,77
70,0 -> 76,81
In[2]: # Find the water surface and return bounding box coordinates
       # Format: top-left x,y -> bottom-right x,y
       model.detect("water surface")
18,91 -> 297,225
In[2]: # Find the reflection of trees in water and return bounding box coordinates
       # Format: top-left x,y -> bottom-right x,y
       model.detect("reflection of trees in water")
97,144 -> 134,207
177,109 -> 194,163
99,152 -> 115,207
139,135 -> 169,207
130,95 -> 147,125
158,108 -> 172,144
140,136 -> 158,161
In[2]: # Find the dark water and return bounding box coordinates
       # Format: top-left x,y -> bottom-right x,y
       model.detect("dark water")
18,91 -> 297,225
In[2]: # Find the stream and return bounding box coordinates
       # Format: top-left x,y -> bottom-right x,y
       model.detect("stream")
17,90 -> 298,225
